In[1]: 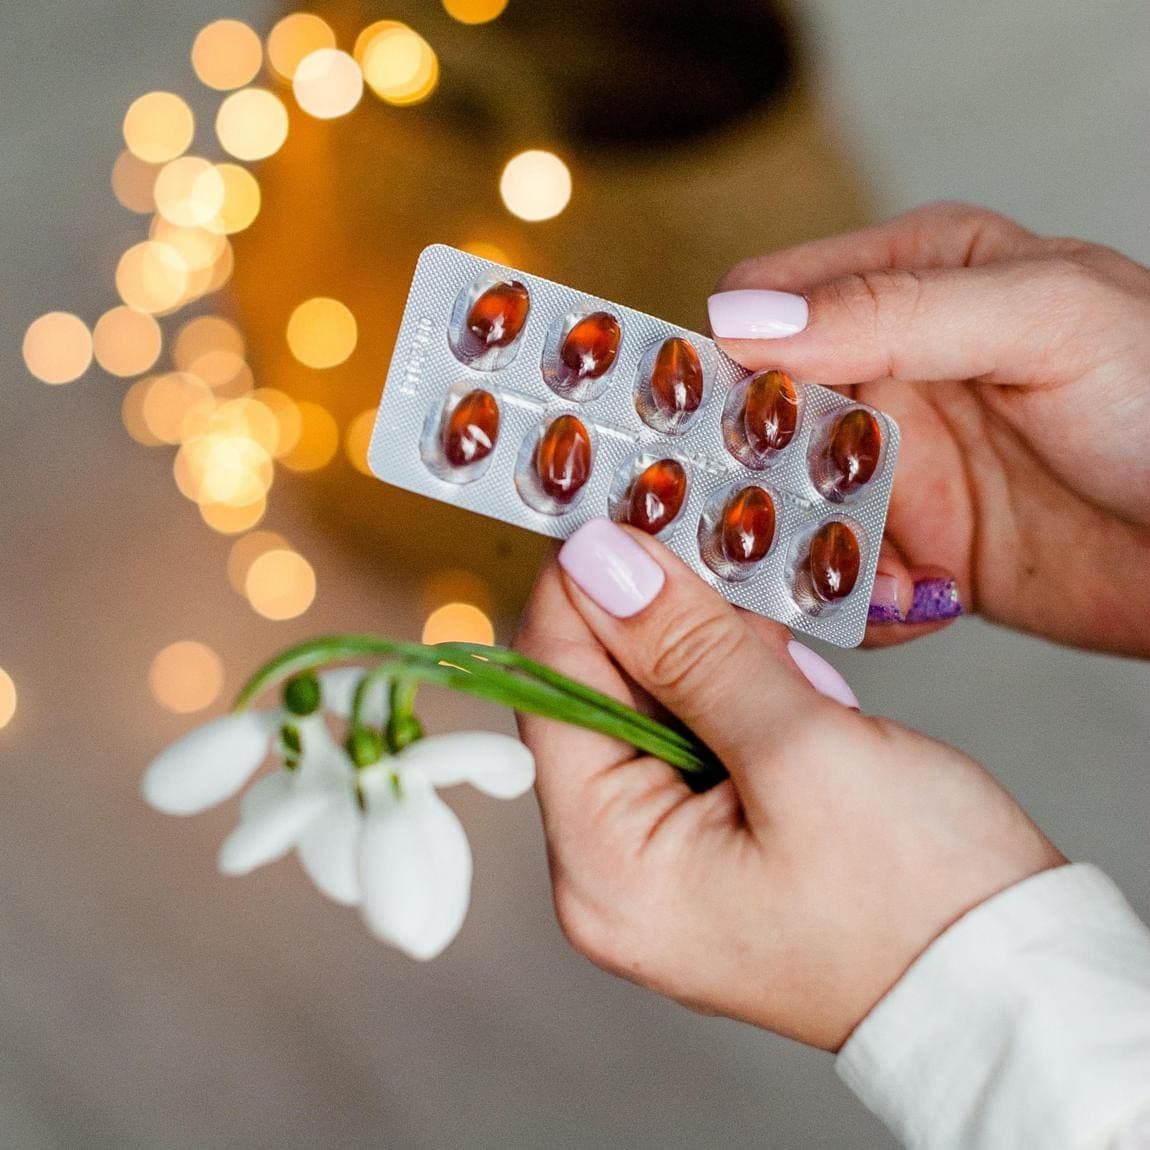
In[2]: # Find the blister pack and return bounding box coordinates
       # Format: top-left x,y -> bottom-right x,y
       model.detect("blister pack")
368,245 -> 900,647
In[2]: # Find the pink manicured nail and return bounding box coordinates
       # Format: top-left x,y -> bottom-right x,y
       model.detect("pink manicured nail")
708,289 -> 809,339
787,640 -> 860,710
867,574 -> 904,624
559,518 -> 665,618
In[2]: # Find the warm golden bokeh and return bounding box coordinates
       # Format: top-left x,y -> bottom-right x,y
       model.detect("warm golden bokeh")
442,0 -> 509,24
344,407 -> 378,475
500,150 -> 572,221
209,163 -> 261,234
420,568 -> 494,618
149,640 -> 224,713
215,88 -> 289,161
227,529 -> 288,592
142,372 -> 213,444
92,306 -> 163,377
121,377 -> 164,445
461,239 -> 511,264
192,19 -> 263,90
174,314 -> 245,368
153,156 -> 226,229
285,296 -> 357,368
175,433 -> 274,508
0,668 -> 16,731
421,602 -> 495,646
266,12 -> 336,81
122,91 -> 195,164
251,388 -> 302,457
200,497 -> 267,534
279,401 -> 339,471
292,48 -> 364,119
244,548 -> 316,619
23,312 -> 93,385
111,151 -> 161,213
361,24 -> 439,106
116,241 -> 189,314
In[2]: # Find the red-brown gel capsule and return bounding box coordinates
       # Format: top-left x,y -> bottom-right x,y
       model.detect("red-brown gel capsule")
744,369 -> 799,455
559,311 -> 621,382
823,409 -> 882,495
626,459 -> 687,534
807,521 -> 861,602
533,415 -> 592,502
442,390 -> 500,467
650,337 -> 704,418
466,280 -> 530,349
720,486 -> 776,564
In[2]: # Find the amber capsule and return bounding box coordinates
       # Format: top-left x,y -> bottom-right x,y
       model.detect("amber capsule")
821,409 -> 882,496
626,459 -> 687,535
744,369 -> 799,455
807,521 -> 861,602
442,390 -> 500,467
533,415 -> 592,502
559,311 -> 621,382
465,280 -> 530,349
649,337 -> 704,419
720,486 -> 776,564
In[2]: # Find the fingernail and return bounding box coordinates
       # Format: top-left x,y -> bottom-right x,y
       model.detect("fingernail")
867,574 -> 904,624
787,640 -> 860,710
906,578 -> 964,623
559,518 -> 665,618
708,289 -> 809,340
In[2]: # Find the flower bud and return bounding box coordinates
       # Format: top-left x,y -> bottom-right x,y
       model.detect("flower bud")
283,671 -> 322,716
346,727 -> 385,768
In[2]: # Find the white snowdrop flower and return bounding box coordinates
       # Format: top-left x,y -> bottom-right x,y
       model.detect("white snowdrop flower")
357,731 -> 534,960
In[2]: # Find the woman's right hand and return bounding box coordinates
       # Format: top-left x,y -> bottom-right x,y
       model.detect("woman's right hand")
708,203 -> 1150,656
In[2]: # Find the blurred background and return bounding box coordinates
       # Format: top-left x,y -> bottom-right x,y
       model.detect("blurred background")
3,1 -> 1148,1145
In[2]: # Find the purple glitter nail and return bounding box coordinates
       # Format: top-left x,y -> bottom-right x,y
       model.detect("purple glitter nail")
867,602 -> 904,624
907,578 -> 964,623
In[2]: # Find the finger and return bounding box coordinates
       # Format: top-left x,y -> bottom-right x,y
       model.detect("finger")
513,552 -> 686,829
714,201 -> 1035,296
710,257 -> 1095,388
554,518 -> 853,797
863,557 -> 965,649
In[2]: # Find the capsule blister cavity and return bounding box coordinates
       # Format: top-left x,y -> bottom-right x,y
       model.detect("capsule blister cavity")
634,336 -> 706,434
698,483 -> 777,583
809,407 -> 884,502
609,455 -> 689,538
515,413 -> 595,515
420,383 -> 502,483
788,518 -> 866,616
542,308 -> 622,401
721,369 -> 800,469
449,276 -> 530,370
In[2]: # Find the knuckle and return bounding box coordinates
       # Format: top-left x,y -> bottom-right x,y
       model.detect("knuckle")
552,883 -> 621,970
645,606 -> 743,698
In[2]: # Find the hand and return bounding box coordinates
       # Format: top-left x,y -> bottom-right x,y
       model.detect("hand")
709,202 -> 1150,656
515,519 -> 1064,1050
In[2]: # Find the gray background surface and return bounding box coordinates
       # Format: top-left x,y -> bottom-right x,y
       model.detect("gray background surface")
2,2 -> 1148,1146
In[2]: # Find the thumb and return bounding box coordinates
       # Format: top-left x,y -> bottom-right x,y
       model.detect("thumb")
555,518 -> 857,782
709,258 -> 1089,388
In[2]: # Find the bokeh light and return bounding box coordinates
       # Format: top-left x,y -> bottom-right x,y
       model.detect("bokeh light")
461,239 -> 511,264
174,315 -> 244,368
421,602 -> 495,646
267,13 -> 336,81
150,640 -> 224,714
92,306 -> 162,377
23,312 -> 93,385
344,407 -> 377,475
279,401 -> 339,471
251,388 -> 302,457
192,19 -> 263,90
153,156 -> 226,229
215,88 -> 289,161
293,48 -> 364,119
200,497 -> 267,534
0,668 -> 16,731
421,568 -> 493,617
111,151 -> 161,213
115,241 -> 189,313
500,150 -> 572,221
123,92 -> 195,164
442,0 -> 509,24
227,530 -> 288,592
285,297 -> 357,368
142,371 -> 213,443
208,163 -> 261,234
175,433 -> 274,507
245,549 -> 316,619
361,24 -> 439,106
121,377 -> 164,445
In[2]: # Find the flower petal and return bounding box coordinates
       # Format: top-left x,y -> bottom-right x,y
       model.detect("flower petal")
142,710 -> 279,816
217,789 -> 330,876
295,791 -> 362,905
319,667 -> 389,727
398,732 -> 535,799
239,770 -> 292,821
357,774 -> 472,960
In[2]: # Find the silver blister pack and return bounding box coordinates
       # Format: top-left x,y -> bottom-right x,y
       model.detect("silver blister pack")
368,244 -> 900,648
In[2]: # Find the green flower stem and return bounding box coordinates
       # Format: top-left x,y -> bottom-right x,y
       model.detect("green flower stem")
234,635 -> 722,783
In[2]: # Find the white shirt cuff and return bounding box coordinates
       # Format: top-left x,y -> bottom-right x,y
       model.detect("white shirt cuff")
836,863 -> 1150,1149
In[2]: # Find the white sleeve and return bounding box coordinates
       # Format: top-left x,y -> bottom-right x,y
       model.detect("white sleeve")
836,864 -> 1150,1149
